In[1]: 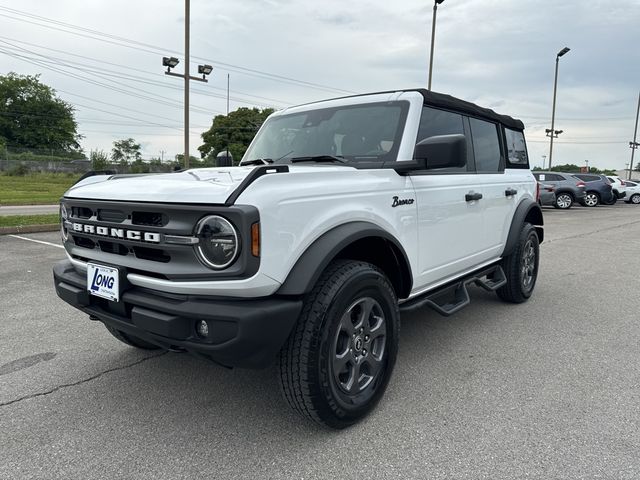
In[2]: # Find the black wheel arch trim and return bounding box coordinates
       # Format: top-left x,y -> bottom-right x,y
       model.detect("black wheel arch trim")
502,200 -> 544,257
276,221 -> 413,298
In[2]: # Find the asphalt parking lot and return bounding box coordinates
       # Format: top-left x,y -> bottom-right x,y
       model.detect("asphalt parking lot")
1,204 -> 639,479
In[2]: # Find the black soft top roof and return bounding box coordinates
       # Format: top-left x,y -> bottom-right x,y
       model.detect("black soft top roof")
415,89 -> 524,131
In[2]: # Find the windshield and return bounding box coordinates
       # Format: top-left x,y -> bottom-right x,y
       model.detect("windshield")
243,101 -> 409,165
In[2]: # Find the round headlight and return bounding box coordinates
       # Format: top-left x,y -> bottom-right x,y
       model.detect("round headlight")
195,215 -> 239,269
60,203 -> 68,242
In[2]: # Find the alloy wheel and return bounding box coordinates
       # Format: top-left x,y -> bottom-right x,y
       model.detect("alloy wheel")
520,238 -> 536,291
332,297 -> 386,396
556,194 -> 572,209
584,193 -> 599,207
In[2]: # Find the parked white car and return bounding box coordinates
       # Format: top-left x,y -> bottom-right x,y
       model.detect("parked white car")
623,180 -> 640,204
606,176 -> 627,202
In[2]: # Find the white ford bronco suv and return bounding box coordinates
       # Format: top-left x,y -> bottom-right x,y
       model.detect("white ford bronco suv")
53,89 -> 543,428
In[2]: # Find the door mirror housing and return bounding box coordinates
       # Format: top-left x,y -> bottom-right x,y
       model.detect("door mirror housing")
392,134 -> 467,174
415,134 -> 467,169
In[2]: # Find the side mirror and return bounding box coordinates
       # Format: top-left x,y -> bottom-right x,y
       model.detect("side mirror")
415,134 -> 467,170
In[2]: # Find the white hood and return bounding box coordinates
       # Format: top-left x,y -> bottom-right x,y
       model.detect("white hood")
64,167 -> 259,204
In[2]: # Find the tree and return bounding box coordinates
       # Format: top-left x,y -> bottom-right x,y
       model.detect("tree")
111,138 -> 141,165
90,149 -> 109,170
0,72 -> 81,153
199,107 -> 274,164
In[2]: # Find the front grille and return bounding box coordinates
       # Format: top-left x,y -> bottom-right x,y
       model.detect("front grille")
133,246 -> 170,263
97,209 -> 126,223
63,198 -> 258,280
132,211 -> 166,227
98,240 -> 129,256
73,207 -> 93,219
74,236 -> 95,249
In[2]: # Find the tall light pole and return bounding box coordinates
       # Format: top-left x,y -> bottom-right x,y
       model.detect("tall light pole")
547,47 -> 570,170
162,0 -> 213,169
628,91 -> 640,180
427,0 -> 445,91
541,155 -> 547,170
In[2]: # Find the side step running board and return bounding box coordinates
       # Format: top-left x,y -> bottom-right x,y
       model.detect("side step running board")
399,264 -> 506,317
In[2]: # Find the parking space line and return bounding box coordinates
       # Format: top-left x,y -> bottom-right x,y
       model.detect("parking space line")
8,235 -> 64,249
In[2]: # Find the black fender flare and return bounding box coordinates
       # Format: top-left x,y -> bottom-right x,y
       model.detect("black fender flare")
276,221 -> 412,297
502,199 -> 544,257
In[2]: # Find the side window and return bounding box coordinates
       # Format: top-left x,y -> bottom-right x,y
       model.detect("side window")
416,106 -> 471,172
504,128 -> 528,167
469,118 -> 502,173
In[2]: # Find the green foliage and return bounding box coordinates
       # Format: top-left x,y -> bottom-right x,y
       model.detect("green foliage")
0,214 -> 59,228
90,149 -> 110,170
0,72 -> 82,153
549,163 -> 581,172
0,172 -> 80,205
635,163 -> 640,172
174,154 -> 215,168
5,164 -> 30,176
111,138 -> 142,165
129,158 -> 150,173
198,107 -> 274,165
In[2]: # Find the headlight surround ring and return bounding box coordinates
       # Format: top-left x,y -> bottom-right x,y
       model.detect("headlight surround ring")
194,215 -> 240,270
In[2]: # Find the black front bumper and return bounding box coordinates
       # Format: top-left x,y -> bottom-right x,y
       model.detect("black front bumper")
53,260 -> 302,368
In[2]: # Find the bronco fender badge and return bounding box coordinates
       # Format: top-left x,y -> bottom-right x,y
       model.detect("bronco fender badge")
391,196 -> 414,207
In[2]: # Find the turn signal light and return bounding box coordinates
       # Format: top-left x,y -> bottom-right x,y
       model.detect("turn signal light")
251,222 -> 260,257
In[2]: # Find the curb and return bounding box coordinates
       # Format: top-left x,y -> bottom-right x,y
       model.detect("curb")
0,224 -> 60,235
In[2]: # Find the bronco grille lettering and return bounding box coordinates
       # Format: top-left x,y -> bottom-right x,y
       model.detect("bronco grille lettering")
71,222 -> 160,243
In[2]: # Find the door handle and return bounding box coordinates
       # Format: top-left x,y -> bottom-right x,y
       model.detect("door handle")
505,188 -> 518,197
465,192 -> 483,202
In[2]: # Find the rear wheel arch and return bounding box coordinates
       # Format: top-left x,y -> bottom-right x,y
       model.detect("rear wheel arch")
502,200 -> 543,257
276,222 -> 413,299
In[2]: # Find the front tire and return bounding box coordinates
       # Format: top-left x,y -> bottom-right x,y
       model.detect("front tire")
497,223 -> 539,304
278,260 -> 399,429
630,194 -> 640,205
554,193 -> 573,209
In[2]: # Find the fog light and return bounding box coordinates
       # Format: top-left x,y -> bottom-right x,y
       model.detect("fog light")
196,320 -> 209,338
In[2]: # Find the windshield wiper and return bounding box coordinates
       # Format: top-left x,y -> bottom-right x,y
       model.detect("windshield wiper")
240,158 -> 273,166
290,155 -> 346,164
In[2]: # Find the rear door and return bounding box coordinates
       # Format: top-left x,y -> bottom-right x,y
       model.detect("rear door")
471,120 -> 526,258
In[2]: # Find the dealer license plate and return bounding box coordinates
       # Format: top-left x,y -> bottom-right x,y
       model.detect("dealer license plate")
87,263 -> 120,302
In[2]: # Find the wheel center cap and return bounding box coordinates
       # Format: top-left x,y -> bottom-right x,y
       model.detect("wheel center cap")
354,336 -> 363,352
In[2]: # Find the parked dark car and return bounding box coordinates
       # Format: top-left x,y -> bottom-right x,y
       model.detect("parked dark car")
571,173 -> 615,207
537,182 -> 556,207
532,172 -> 587,209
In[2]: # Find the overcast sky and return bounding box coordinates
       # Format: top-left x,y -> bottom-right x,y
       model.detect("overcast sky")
1,0 -> 639,170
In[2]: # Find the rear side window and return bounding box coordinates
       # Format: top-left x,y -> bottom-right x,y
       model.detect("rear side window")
574,174 -> 600,182
504,128 -> 528,167
469,118 -> 502,173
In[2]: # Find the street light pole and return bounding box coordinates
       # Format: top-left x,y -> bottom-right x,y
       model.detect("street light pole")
184,0 -> 190,169
628,91 -> 640,180
427,0 -> 444,91
162,0 -> 213,169
548,47 -> 570,170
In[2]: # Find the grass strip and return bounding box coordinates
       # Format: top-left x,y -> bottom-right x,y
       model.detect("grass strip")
0,214 -> 59,228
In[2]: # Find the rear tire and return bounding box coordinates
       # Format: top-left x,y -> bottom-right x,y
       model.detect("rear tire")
497,223 -> 539,304
278,260 -> 399,429
584,191 -> 600,207
104,325 -> 161,350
